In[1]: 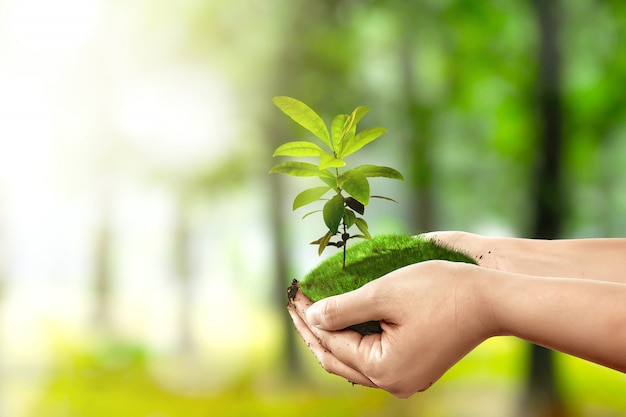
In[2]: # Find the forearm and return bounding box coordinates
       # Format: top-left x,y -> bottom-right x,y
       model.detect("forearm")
482,268 -> 626,372
483,237 -> 626,283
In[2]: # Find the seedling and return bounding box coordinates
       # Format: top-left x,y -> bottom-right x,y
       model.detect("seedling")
270,96 -> 404,268
271,96 -> 476,335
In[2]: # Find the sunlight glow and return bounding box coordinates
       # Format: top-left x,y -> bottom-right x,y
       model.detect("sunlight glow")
0,0 -> 244,407
113,68 -> 238,172
2,0 -> 103,57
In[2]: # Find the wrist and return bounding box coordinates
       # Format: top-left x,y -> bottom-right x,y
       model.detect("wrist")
456,263 -> 501,341
484,237 -> 591,279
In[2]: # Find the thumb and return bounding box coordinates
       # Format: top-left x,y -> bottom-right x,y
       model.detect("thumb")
306,284 -> 384,331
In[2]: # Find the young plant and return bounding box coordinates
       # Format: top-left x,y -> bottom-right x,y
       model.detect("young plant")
270,96 -> 403,268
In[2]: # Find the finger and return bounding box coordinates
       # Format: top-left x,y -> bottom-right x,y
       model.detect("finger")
309,321 -> 389,373
416,231 -> 441,241
287,304 -> 376,388
289,282 -> 314,318
290,286 -> 383,378
287,285 -> 375,386
417,231 -> 456,248
305,278 -> 395,331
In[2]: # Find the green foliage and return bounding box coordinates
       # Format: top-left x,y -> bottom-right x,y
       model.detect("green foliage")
300,234 -> 476,302
270,96 -> 403,266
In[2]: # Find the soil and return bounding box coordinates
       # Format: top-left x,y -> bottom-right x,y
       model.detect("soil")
287,279 -> 299,303
347,321 -> 382,335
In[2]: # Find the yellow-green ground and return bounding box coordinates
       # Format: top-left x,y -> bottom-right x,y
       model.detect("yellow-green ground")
19,335 -> 626,417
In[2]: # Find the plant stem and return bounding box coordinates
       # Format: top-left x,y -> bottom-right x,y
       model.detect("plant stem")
342,221 -> 347,269
334,166 -> 348,269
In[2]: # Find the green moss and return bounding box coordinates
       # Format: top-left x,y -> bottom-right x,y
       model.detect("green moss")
300,234 -> 476,302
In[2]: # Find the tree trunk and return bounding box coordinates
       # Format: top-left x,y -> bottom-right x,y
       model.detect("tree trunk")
93,199 -> 113,333
0,217 -> 5,374
173,196 -> 194,355
268,157 -> 302,375
400,39 -> 435,234
523,0 -> 568,416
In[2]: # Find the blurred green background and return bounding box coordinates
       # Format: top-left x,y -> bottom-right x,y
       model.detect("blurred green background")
1,0 -> 626,416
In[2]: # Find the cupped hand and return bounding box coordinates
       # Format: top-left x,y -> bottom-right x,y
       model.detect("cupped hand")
287,260 -> 493,398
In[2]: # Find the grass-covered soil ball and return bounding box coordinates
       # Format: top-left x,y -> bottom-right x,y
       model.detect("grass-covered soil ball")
300,234 -> 476,303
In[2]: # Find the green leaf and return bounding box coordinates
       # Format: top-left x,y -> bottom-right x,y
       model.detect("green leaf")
354,164 -> 404,180
323,194 -> 345,234
345,196 -> 365,215
343,209 -> 356,228
331,114 -> 348,148
335,106 -> 368,156
292,186 -> 331,210
338,169 -> 370,206
354,218 -> 371,239
318,174 -> 338,189
312,231 -> 334,256
371,195 -> 398,203
339,126 -> 388,158
320,153 -> 346,170
337,123 -> 357,157
302,210 -> 322,220
270,162 -> 335,181
272,96 -> 331,150
273,141 -> 324,158
351,105 -> 370,125
340,106 -> 370,141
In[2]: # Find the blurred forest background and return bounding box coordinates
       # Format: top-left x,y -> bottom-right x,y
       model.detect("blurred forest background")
1,0 -> 626,416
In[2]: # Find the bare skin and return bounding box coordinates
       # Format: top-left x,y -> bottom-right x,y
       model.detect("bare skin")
422,231 -> 626,282
287,231 -> 626,398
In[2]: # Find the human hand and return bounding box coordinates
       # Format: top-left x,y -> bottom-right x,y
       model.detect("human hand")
420,231 -> 541,274
421,231 -> 626,282
418,231 -> 498,269
287,260 -> 493,398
